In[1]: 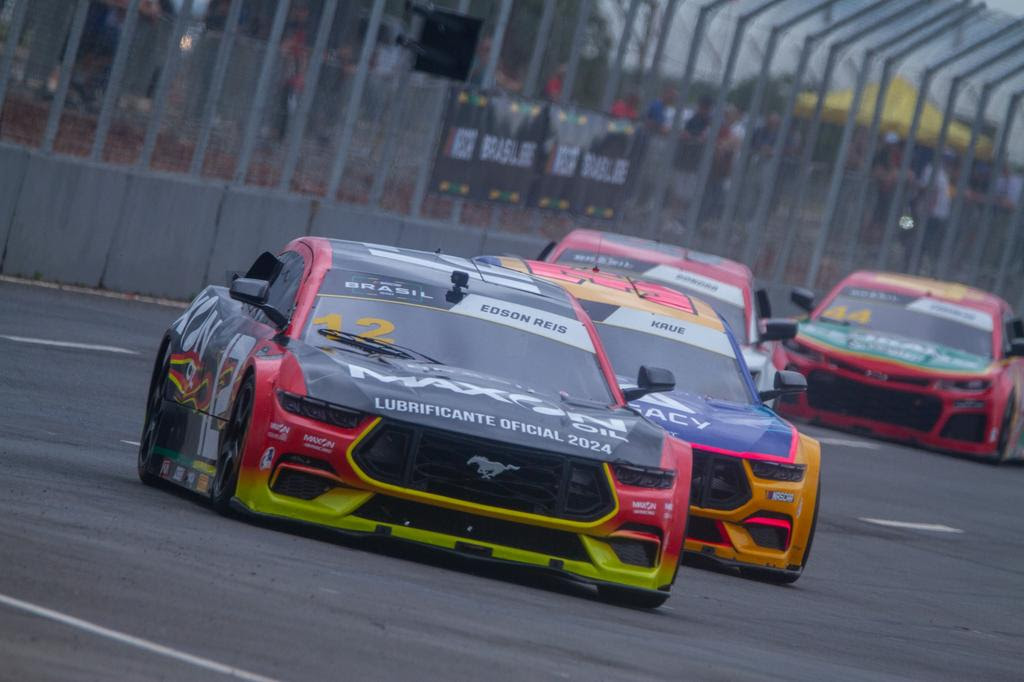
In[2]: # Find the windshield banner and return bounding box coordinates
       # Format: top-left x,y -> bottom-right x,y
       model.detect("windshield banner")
429,87 -> 643,220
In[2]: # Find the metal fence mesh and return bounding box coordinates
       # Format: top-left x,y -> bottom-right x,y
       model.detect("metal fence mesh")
2,0 -> 1023,308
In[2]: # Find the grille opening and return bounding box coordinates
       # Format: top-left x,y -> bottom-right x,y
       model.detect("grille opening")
618,523 -> 664,541
691,451 -> 751,511
940,413 -> 987,443
353,495 -> 591,562
829,358 -> 930,386
271,468 -> 337,500
606,537 -> 658,567
279,454 -> 336,473
806,370 -> 942,431
743,514 -> 791,550
686,516 -> 729,546
352,423 -> 614,521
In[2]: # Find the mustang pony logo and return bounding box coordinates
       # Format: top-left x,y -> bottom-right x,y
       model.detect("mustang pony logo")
466,456 -> 520,480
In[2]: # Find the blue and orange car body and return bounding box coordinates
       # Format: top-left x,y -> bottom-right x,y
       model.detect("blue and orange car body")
485,258 -> 822,582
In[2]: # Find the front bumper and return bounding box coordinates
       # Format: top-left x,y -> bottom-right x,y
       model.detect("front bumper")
234,411 -> 686,593
778,352 -> 999,457
683,455 -> 817,572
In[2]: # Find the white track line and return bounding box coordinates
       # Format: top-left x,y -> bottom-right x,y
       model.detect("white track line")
0,335 -> 138,355
121,440 -> 141,447
859,518 -> 963,533
0,592 -> 279,682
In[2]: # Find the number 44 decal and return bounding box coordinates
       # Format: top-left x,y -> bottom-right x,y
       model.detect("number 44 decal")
822,305 -> 872,325
313,314 -> 396,344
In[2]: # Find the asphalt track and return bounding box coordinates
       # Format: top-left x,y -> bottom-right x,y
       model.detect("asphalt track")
1,280 -> 1021,682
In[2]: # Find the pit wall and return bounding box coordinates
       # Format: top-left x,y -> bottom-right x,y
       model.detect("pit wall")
0,144 -> 549,300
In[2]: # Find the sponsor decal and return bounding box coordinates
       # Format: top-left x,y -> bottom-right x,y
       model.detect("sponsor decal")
906,297 -> 993,332
448,294 -> 595,351
173,466 -> 186,483
268,422 -> 291,442
631,500 -> 657,516
601,307 -> 734,358
196,474 -> 211,494
350,365 -> 630,447
632,392 -> 712,431
466,455 -> 521,480
259,447 -> 276,471
160,459 -> 171,477
802,323 -> 990,371
302,434 -> 335,454
186,471 -> 197,488
767,491 -> 795,503
556,249 -> 652,272
642,264 -> 745,307
343,274 -> 437,302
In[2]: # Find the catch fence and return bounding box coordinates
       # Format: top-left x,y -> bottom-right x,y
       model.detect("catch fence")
1,0 -> 1023,306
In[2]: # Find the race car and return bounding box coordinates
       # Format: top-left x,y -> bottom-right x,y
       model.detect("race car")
137,239 -> 693,607
775,271 -> 1024,461
480,257 -> 821,584
538,228 -> 792,394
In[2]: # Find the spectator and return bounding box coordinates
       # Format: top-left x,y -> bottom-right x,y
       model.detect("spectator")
543,63 -> 566,100
995,164 -> 1023,210
865,131 -> 914,241
707,104 -> 741,220
751,112 -> 780,157
646,87 -> 676,133
610,93 -> 639,120
274,2 -> 311,140
914,150 -> 953,265
683,95 -> 713,142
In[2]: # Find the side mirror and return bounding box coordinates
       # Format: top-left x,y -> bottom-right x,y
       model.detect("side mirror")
229,277 -> 288,329
758,318 -> 798,343
536,240 -> 556,261
758,369 -> 807,402
1009,318 -> 1024,340
791,287 -> 815,313
622,365 -> 676,401
755,288 -> 772,319
1008,338 -> 1024,357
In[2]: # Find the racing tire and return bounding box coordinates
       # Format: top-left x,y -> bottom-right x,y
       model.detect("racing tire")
597,585 -> 670,609
138,344 -> 171,486
211,375 -> 254,515
741,479 -> 820,586
995,398 -> 1015,463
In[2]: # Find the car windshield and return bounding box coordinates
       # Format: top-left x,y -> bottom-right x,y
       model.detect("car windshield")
303,273 -> 614,404
815,287 -> 994,359
583,304 -> 753,405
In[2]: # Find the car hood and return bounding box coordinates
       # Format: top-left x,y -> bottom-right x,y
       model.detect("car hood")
631,390 -> 794,461
799,320 -> 992,373
290,345 -> 666,466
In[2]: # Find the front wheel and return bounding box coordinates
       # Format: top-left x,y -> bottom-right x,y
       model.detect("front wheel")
597,585 -> 670,609
995,398 -> 1016,463
138,345 -> 171,486
211,375 -> 254,514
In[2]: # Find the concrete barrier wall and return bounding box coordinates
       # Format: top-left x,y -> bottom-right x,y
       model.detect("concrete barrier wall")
0,149 -> 550,300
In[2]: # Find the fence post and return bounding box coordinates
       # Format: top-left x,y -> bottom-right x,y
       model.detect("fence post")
842,1 -> 976,275
601,0 -> 642,112
933,44 -> 1024,276
683,0 -> 785,244
640,0 -> 679,107
232,0 -> 291,184
189,0 -> 243,176
522,0 -> 557,98
757,0 -> 893,282
41,0 -> 90,154
138,0 -> 196,168
560,0 -> 593,106
884,19 -> 1024,274
90,0 -> 142,161
644,0 -> 732,240
0,0 -> 30,122
988,92 -> 1023,293
803,0 -> 932,288
279,0 -> 340,191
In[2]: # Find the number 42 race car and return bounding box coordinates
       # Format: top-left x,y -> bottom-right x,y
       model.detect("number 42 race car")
138,238 -> 693,607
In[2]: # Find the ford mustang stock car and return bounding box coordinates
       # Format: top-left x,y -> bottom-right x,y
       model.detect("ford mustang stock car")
775,271 -> 1024,461
137,238 -> 693,607
479,257 -> 821,584
538,228 -> 793,394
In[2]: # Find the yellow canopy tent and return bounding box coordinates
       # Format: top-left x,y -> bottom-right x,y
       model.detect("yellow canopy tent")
795,76 -> 993,159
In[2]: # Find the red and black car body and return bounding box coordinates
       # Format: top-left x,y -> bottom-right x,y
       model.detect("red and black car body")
775,271 -> 1024,461
138,238 -> 693,606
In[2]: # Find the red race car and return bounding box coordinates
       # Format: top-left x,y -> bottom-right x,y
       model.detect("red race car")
138,238 -> 692,607
775,271 -> 1024,461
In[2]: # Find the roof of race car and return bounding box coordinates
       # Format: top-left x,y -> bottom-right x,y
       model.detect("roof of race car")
319,239 -> 584,317
836,271 -> 1008,316
490,257 -> 729,332
550,228 -> 753,289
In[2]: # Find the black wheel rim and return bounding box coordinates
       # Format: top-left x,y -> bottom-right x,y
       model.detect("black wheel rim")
214,382 -> 252,499
997,406 -> 1012,458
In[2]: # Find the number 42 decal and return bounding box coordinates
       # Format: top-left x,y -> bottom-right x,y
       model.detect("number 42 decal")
313,314 -> 396,344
